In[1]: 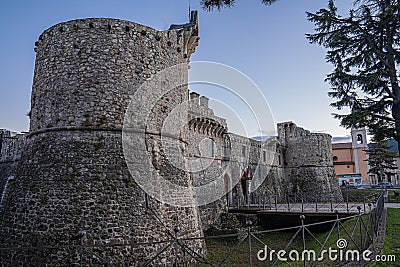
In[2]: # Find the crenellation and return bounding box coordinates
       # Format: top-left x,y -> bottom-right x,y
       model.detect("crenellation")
0,12 -> 342,265
199,95 -> 209,108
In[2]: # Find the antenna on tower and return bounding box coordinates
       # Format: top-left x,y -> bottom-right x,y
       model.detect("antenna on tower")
188,0 -> 191,20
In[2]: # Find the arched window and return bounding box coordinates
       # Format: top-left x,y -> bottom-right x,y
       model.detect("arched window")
333,156 -> 338,161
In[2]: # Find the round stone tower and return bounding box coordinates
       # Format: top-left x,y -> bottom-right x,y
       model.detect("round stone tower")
0,14 -> 203,265
277,122 -> 343,201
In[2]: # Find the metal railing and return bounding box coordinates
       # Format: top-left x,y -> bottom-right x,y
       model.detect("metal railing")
229,189 -> 380,214
0,191 -> 385,266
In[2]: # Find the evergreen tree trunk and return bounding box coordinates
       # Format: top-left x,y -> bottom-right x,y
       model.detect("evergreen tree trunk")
388,37 -> 400,152
392,99 -> 400,153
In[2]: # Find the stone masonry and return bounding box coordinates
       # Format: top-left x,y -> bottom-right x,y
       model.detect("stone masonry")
0,13 -> 204,266
0,129 -> 26,208
184,97 -> 343,228
0,12 -> 342,265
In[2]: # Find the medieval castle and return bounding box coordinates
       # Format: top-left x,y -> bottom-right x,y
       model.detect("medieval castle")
0,12 -> 341,265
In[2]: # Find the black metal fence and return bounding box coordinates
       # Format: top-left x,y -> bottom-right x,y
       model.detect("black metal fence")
229,189 -> 380,214
0,191 -> 386,266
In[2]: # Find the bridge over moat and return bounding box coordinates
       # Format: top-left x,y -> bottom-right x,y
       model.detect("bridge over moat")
227,190 -> 380,229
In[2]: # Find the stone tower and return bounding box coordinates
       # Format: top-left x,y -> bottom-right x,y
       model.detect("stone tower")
0,14 -> 204,265
277,122 -> 343,201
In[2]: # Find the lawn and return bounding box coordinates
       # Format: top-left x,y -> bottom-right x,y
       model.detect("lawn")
340,188 -> 400,203
369,208 -> 400,267
341,188 -> 382,202
201,213 -> 376,266
387,190 -> 400,203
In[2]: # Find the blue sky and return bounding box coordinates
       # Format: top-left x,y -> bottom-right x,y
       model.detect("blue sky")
0,0 -> 353,137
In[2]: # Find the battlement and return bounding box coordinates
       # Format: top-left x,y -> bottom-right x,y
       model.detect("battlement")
35,15 -> 198,59
0,129 -> 26,163
278,121 -> 331,142
188,91 -> 228,137
277,122 -> 333,168
30,16 -> 199,133
0,13 -> 342,266
1,15 -> 204,266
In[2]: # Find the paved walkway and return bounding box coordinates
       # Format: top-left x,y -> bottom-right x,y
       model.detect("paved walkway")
385,202 -> 400,208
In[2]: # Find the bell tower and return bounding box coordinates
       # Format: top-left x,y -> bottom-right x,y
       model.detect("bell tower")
351,127 -> 367,149
351,127 -> 368,181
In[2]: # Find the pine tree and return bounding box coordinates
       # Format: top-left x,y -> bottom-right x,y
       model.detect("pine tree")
307,0 -> 400,152
365,139 -> 397,183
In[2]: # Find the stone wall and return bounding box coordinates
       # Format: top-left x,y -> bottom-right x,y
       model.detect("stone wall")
0,129 -> 26,206
278,122 -> 343,201
184,95 -> 284,228
0,13 -> 343,265
185,92 -> 229,228
0,129 -> 26,162
0,15 -> 204,266
183,106 -> 342,227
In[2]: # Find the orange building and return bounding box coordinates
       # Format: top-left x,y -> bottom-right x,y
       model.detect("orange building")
332,128 -> 369,185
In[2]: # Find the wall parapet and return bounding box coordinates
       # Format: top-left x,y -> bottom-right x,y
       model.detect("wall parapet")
0,129 -> 26,163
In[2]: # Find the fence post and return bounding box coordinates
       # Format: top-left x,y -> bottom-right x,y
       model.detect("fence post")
335,210 -> 340,240
77,230 -> 86,267
275,195 -> 278,211
246,219 -> 253,267
369,203 -> 375,246
174,226 -> 180,267
300,215 -> 306,267
363,195 -> 366,213
357,206 -> 364,249
287,193 -> 290,212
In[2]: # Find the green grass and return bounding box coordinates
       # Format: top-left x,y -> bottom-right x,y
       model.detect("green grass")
341,188 -> 382,202
387,190 -> 400,203
369,208 -> 400,267
201,213 -> 376,266
340,188 -> 400,204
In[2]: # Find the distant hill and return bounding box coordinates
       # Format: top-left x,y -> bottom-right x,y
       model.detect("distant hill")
366,139 -> 398,154
253,135 -> 354,143
251,136 -> 272,142
386,139 -> 398,153
331,135 -> 351,143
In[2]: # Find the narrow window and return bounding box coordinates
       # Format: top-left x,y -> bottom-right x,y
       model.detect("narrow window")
209,139 -> 214,157
357,134 -> 363,144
